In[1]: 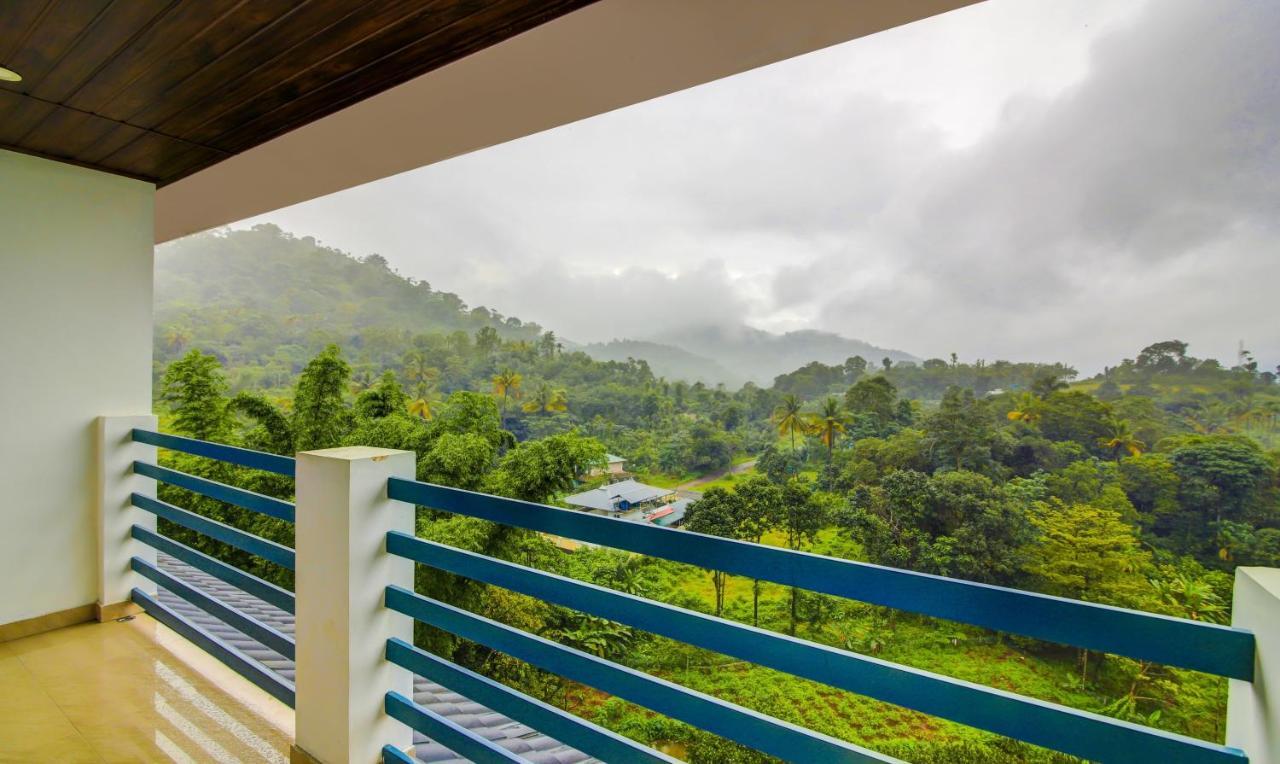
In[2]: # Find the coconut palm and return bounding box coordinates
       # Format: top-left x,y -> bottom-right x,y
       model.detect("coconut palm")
810,397 -> 850,460
401,349 -> 438,389
771,394 -> 809,452
522,383 -> 568,414
1099,417 -> 1145,460
1006,392 -> 1042,426
407,383 -> 441,421
492,368 -> 523,420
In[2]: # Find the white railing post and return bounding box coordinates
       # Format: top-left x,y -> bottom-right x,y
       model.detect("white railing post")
292,446 -> 417,764
95,414 -> 158,621
1227,567 -> 1280,761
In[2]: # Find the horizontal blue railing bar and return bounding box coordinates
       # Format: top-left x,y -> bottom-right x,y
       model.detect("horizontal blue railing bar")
384,691 -> 525,763
388,478 -> 1254,680
388,533 -> 1243,764
133,461 -> 295,523
385,585 -> 899,764
132,428 -> 296,477
386,638 -> 678,764
131,525 -> 295,614
131,556 -> 295,660
131,493 -> 295,570
131,587 -> 295,707
382,745 -> 417,764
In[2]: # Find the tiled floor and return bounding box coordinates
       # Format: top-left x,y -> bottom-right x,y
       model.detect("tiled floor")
0,615 -> 293,763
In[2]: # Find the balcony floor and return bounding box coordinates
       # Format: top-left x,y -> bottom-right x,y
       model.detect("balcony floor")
0,614 -> 293,763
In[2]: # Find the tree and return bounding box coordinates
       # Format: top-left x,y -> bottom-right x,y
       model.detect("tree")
845,470 -> 1031,585
474,326 -> 500,354
882,357 -> 893,372
492,368 -> 523,423
684,488 -> 742,617
734,476 -> 783,626
845,376 -> 898,431
291,345 -> 351,451
780,479 -> 827,635
927,387 -> 994,472
522,383 -> 568,415
407,384 -> 441,421
1023,501 -> 1152,680
1165,435 -> 1276,557
811,397 -> 850,461
757,444 -> 804,484
1031,373 -> 1069,398
485,431 -> 605,503
401,349 -> 438,391
355,371 -> 406,419
1099,418 -> 1145,461
160,350 -> 232,441
771,394 -> 810,452
1006,392 -> 1042,426
843,355 -> 867,383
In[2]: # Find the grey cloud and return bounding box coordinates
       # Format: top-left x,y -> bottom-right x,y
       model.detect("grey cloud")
247,0 -> 1279,374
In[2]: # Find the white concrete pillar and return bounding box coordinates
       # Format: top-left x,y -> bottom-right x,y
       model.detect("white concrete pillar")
1228,567 -> 1280,762
293,446 -> 417,764
95,415 -> 158,621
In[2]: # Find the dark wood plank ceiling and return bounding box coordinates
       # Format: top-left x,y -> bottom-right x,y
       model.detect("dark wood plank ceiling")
0,0 -> 595,186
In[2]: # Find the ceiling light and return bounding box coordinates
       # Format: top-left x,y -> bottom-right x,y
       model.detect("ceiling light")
0,65 -> 21,82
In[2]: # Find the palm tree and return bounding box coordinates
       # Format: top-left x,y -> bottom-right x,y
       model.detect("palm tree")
522,383 -> 568,414
811,397 -> 849,460
401,349 -> 437,389
1099,417 -> 1145,460
407,383 -> 440,421
492,368 -> 523,419
1006,392 -> 1042,426
771,394 -> 809,452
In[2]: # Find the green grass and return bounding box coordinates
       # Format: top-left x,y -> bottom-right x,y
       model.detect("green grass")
635,471 -> 697,489
693,466 -> 758,493
617,526 -> 1228,761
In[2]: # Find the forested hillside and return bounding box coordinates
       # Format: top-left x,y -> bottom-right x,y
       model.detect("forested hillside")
155,225 -> 545,383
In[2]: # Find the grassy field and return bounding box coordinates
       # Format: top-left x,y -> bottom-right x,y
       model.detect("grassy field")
579,524 -> 1229,762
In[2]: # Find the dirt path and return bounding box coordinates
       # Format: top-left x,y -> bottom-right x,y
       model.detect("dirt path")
675,458 -> 758,493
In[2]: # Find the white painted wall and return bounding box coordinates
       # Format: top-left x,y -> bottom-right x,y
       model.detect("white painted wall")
1229,567 -> 1280,762
0,149 -> 154,625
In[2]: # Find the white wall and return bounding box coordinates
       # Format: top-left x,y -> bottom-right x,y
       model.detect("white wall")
0,149 -> 154,625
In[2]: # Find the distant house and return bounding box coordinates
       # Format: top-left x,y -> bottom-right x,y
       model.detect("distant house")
564,479 -> 672,515
586,453 -> 628,478
563,479 -> 689,528
638,497 -> 693,528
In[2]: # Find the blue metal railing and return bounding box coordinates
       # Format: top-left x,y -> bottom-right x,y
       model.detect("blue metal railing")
386,638 -> 676,763
126,429 -> 297,707
132,428 -> 296,476
385,477 -> 1253,764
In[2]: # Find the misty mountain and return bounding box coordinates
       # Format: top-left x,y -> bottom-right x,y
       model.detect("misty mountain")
578,339 -> 740,386
647,324 -> 917,386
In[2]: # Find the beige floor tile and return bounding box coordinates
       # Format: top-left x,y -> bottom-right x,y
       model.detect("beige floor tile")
2,616 -> 290,764
0,655 -> 99,763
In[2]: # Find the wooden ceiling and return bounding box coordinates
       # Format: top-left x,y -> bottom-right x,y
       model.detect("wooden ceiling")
0,0 -> 595,186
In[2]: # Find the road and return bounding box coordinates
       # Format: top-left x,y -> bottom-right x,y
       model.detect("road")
674,458 -> 758,497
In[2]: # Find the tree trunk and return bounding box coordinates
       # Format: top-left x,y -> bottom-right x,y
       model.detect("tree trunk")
789,587 -> 798,636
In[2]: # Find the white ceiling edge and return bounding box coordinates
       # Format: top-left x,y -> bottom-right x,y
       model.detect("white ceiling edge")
155,0 -> 977,243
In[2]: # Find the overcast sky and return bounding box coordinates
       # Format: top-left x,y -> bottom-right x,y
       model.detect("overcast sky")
238,0 -> 1279,374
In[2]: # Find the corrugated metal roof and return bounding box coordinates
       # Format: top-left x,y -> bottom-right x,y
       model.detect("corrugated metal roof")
155,555 -> 594,763
563,480 -> 670,512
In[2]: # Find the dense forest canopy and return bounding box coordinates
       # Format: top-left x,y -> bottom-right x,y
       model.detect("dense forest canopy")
152,226 -> 1279,763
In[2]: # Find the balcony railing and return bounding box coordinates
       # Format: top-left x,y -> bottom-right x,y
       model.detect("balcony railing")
95,419 -> 1272,764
